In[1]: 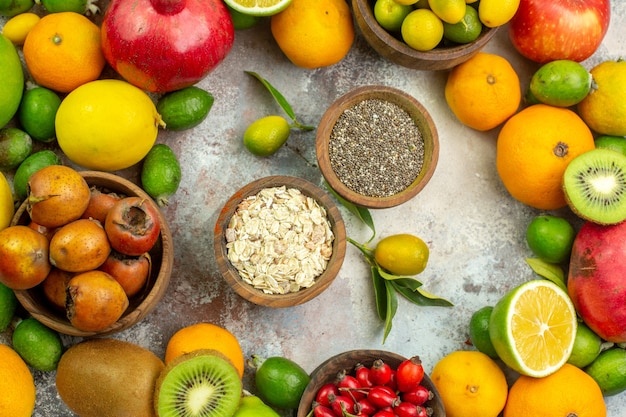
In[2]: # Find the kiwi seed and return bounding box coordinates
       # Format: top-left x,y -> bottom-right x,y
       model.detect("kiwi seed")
563,148 -> 626,225
154,349 -> 242,417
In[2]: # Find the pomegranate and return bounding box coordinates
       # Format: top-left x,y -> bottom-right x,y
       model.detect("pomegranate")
568,220 -> 626,343
101,0 -> 234,93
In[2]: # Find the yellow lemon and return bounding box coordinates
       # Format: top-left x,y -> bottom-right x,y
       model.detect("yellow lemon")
0,344 -> 36,417
0,171 -> 14,231
401,9 -> 444,52
2,12 -> 40,45
374,233 -> 429,276
56,79 -> 165,171
428,0 -> 466,24
393,0 -> 419,5
478,0 -> 520,28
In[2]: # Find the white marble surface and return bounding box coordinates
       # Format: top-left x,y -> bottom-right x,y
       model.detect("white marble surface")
1,1 -> 626,416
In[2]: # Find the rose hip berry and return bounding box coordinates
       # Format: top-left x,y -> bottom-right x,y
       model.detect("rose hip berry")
402,385 -> 432,406
370,359 -> 392,385
396,356 -> 425,393
355,398 -> 377,416
314,404 -> 336,417
336,370 -> 365,400
355,363 -> 374,388
316,382 -> 340,407
330,394 -> 355,417
367,385 -> 400,409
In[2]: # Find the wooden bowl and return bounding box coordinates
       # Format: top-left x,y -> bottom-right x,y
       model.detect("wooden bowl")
11,171 -> 174,337
214,175 -> 346,308
316,85 -> 439,209
297,350 -> 446,417
352,0 -> 500,71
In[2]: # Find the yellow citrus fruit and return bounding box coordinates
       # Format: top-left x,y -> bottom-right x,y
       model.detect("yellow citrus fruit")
270,0 -> 354,69
243,115 -> 291,157
401,9 -> 444,52
393,0 -> 419,5
2,12 -> 41,45
164,322 -> 245,378
478,0 -> 520,28
431,350 -> 508,417
489,280 -> 577,378
503,363 -> 606,417
428,0 -> 466,24
55,79 -> 164,171
224,0 -> 292,16
445,52 -> 521,131
495,104 -> 595,210
23,12 -> 105,93
0,344 -> 36,417
374,233 -> 429,276
0,171 -> 14,231
578,59 -> 626,136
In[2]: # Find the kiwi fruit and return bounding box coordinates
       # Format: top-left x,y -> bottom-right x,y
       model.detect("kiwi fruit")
563,148 -> 626,225
154,349 -> 242,417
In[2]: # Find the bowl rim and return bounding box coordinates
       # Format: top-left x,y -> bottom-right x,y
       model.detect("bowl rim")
316,85 -> 439,209
213,175 -> 347,308
12,170 -> 174,337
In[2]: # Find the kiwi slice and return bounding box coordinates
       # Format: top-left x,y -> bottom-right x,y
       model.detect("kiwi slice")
563,148 -> 626,225
154,349 -> 242,417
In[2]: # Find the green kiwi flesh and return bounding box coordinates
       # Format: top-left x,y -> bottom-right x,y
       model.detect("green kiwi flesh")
155,349 -> 242,417
563,148 -> 626,225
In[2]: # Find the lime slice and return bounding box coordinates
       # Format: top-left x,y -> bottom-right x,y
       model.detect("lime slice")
223,0 -> 292,17
489,279 -> 577,378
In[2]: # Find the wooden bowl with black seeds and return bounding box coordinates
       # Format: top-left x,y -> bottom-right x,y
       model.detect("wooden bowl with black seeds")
316,85 -> 439,209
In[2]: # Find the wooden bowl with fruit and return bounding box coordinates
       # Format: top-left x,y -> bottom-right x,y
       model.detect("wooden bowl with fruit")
352,0 -> 499,71
10,169 -> 173,337
297,350 -> 446,417
214,175 -> 347,308
316,85 -> 439,209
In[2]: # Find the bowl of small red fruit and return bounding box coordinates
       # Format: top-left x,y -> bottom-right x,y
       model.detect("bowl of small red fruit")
297,350 -> 446,417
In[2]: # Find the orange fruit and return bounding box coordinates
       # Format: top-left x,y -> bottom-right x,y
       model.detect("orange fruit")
165,322 -> 245,378
23,12 -> 105,93
496,104 -> 595,210
49,218 -> 111,273
0,225 -> 51,290
445,52 -> 521,131
0,344 -> 36,417
270,0 -> 354,69
503,363 -> 606,417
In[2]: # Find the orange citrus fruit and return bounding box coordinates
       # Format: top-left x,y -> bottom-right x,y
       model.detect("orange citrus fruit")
23,12 -> 105,93
270,0 -> 354,69
0,344 -> 36,417
445,52 -> 521,131
164,322 -> 245,378
430,350 -> 508,417
503,363 -> 606,417
496,104 -> 595,210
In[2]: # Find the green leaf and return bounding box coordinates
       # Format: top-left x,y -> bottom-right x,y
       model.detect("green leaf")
388,277 -> 423,291
371,266 -> 387,321
390,281 -> 454,307
245,71 -> 315,131
525,257 -> 568,291
382,280 -> 398,344
325,182 -> 375,243
377,267 -> 419,281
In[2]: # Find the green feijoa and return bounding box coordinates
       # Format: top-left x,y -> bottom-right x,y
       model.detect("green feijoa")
156,86 -> 214,131
595,135 -> 626,155
585,347 -> 626,396
0,127 -> 32,171
251,355 -> 310,410
0,0 -> 34,17
0,282 -> 18,332
13,150 -> 62,200
12,317 -> 63,371
529,60 -> 592,107
141,144 -> 181,207
18,86 -> 62,143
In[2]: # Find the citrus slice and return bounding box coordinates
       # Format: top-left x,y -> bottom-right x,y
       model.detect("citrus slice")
223,0 -> 292,16
489,279 -> 577,378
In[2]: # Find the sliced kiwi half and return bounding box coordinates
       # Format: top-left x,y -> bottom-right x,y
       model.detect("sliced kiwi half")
563,148 -> 626,225
154,349 -> 242,417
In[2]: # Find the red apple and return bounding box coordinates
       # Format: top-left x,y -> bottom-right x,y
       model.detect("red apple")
509,0 -> 610,63
101,0 -> 234,93
568,221 -> 626,343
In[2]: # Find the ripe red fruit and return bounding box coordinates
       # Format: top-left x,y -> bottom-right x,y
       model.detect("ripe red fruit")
355,398 -> 377,416
336,370 -> 365,400
314,404 -> 336,417
394,402 -> 422,417
330,394 -> 355,417
370,359 -> 392,385
372,410 -> 396,417
316,382 -> 340,407
355,363 -> 374,388
402,385 -> 432,406
367,386 -> 400,409
396,356 -> 424,392
104,196 -> 161,256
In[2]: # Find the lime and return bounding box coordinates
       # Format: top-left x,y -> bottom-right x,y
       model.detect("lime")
489,279 -> 577,377
585,347 -> 626,396
401,9 -> 444,52
428,0 -> 465,24
18,86 -> 62,143
224,0 -> 291,17
227,4 -> 262,30
1,12 -> 40,45
525,214 -> 575,264
567,321 -> 602,368
252,355 -> 310,410
595,135 -> 626,155
156,86 -> 214,131
374,233 -> 429,276
0,171 -> 14,230
243,115 -> 291,157
373,0 -> 412,33
0,127 -> 32,171
0,282 -> 18,332
443,4 -> 482,44
39,0 -> 100,14
529,60 -> 592,108
12,317 -> 63,371
141,144 -> 181,207
0,0 -> 34,17
469,306 -> 499,358
13,150 -> 62,201
0,34 -> 24,129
